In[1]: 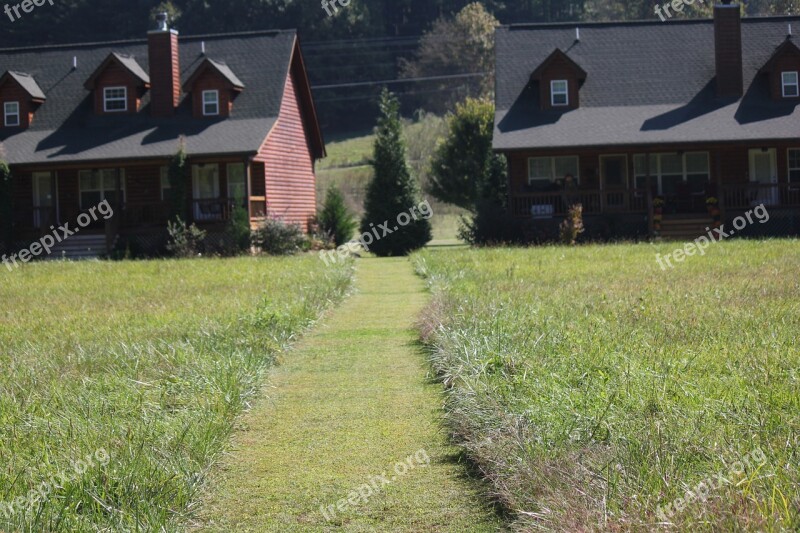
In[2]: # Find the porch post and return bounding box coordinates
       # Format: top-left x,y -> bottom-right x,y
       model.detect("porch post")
245,158 -> 253,222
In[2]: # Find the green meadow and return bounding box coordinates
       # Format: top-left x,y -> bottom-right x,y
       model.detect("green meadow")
0,257 -> 353,531
414,240 -> 800,531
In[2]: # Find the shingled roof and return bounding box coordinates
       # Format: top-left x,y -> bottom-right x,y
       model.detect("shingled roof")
494,16 -> 800,151
0,30 -> 299,165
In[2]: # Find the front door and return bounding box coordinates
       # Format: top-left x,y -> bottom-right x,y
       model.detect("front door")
600,155 -> 628,209
749,149 -> 778,206
32,172 -> 54,228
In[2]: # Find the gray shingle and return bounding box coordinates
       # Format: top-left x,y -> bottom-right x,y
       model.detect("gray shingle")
0,30 -> 296,164
494,16 -> 800,150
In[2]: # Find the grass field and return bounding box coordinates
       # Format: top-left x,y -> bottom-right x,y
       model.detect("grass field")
414,240 -> 800,531
0,257 -> 352,531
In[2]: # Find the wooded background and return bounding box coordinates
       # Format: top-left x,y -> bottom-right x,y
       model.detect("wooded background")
1,0 -> 796,132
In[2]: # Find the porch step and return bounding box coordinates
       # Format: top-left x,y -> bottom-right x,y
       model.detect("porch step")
657,216 -> 713,241
44,233 -> 108,261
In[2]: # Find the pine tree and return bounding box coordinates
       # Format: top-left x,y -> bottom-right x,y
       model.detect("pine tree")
0,158 -> 12,252
319,185 -> 357,247
361,89 -> 432,257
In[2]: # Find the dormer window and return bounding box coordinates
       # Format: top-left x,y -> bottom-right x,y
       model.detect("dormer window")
103,87 -> 128,112
203,90 -> 220,116
551,80 -> 569,106
184,58 -> 244,119
782,71 -> 799,98
4,101 -> 19,126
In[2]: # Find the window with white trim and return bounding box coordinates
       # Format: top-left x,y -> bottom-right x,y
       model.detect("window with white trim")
103,87 -> 127,112
782,71 -> 799,98
527,156 -> 579,190
203,90 -> 220,116
79,169 -> 125,209
4,101 -> 20,126
633,152 -> 710,195
551,80 -> 568,106
227,163 -> 246,202
789,149 -> 800,183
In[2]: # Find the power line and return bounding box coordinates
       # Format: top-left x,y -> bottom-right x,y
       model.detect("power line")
312,72 -> 489,90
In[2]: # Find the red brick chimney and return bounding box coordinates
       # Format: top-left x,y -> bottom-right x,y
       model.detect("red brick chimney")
714,1 -> 743,98
148,12 -> 180,116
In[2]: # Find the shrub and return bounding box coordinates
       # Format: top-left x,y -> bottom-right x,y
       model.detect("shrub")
458,199 -> 525,246
318,185 -> 357,247
166,217 -> 206,258
226,205 -> 252,254
252,217 -> 307,255
559,203 -> 585,245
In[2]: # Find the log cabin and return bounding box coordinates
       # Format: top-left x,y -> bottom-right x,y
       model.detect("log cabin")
495,1 -> 800,240
0,13 -> 324,257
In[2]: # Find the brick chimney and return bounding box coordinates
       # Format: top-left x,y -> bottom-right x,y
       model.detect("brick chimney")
148,12 -> 180,116
714,1 -> 743,98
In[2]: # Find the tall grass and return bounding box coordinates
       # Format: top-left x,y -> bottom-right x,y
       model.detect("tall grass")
415,241 -> 800,531
0,256 -> 353,531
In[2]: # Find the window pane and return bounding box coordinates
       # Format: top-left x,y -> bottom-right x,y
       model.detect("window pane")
554,156 -> 578,182
80,171 -> 100,191
81,191 -> 102,209
685,152 -> 709,174
662,175 -> 683,195
529,157 -> 552,181
687,174 -> 708,194
103,170 -> 119,191
227,163 -> 246,200
789,149 -> 800,169
660,154 -> 682,174
790,170 -> 800,183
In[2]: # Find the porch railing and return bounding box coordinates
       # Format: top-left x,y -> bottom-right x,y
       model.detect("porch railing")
512,189 -> 649,218
720,183 -> 800,211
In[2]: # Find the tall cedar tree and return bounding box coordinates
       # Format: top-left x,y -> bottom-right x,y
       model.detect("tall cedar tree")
361,90 -> 432,256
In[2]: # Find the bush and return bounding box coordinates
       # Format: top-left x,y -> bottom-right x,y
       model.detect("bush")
458,199 -> 525,246
227,205 -> 252,254
166,217 -> 206,258
318,185 -> 357,247
252,218 -> 307,255
559,203 -> 585,245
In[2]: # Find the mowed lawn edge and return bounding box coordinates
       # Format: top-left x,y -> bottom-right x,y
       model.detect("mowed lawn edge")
193,257 -> 501,532
413,241 -> 800,532
0,256 -> 353,532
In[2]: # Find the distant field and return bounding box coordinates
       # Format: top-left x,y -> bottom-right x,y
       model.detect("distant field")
318,116 -> 466,245
415,240 -> 800,531
0,257 -> 352,531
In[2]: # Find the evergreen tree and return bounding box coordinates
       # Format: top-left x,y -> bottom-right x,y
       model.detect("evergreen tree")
319,185 -> 357,247
361,89 -> 431,256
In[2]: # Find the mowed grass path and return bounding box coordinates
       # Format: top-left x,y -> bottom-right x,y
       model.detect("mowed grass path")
196,257 -> 499,532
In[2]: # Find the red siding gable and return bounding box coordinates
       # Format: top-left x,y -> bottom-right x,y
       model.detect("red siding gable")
257,60 -> 317,230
